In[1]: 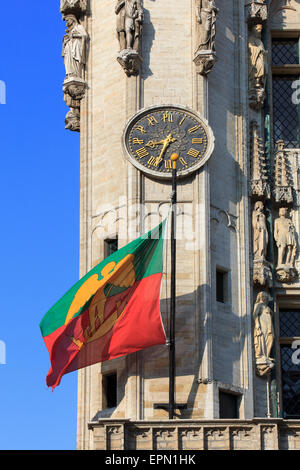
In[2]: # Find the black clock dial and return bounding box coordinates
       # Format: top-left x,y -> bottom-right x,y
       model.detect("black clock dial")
123,105 -> 214,179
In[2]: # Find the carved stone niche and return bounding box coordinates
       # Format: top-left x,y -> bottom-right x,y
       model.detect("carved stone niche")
253,291 -> 275,377
194,0 -> 219,76
246,1 -> 268,26
248,23 -> 267,111
115,0 -> 143,77
274,206 -> 298,283
60,0 -> 87,16
252,200 -> 272,287
273,140 -> 294,205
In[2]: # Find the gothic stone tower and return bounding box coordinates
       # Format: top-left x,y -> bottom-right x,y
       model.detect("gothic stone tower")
59,0 -> 300,450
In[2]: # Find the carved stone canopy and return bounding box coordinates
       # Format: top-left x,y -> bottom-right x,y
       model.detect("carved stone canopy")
273,140 -> 294,205
246,1 -> 268,26
250,121 -> 270,200
60,0 -> 87,15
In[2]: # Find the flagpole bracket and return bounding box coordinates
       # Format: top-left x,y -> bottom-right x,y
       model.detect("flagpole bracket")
153,403 -> 188,411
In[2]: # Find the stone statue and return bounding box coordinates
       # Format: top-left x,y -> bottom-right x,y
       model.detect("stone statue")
274,207 -> 297,269
62,14 -> 87,79
248,23 -> 267,110
252,201 -> 268,261
253,291 -> 275,376
196,0 -> 219,52
115,0 -> 143,52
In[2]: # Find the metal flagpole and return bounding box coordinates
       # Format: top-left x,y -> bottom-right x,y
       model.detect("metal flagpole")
169,153 -> 179,420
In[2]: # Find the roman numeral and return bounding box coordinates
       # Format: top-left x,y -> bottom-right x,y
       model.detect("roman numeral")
180,157 -> 188,167
132,138 -> 144,145
188,125 -> 201,134
148,156 -> 160,167
136,147 -> 149,159
147,115 -> 158,126
179,115 -> 186,126
162,112 -> 173,122
192,138 -> 203,145
187,148 -> 200,158
135,125 -> 147,134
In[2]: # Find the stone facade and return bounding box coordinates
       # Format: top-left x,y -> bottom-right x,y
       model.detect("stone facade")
70,0 -> 300,451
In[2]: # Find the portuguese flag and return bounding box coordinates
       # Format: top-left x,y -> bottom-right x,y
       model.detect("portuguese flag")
40,220 -> 167,389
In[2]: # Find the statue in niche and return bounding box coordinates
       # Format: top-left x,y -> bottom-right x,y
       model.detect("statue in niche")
253,291 -> 275,376
274,207 -> 297,281
195,0 -> 219,52
252,201 -> 268,261
62,14 -> 87,79
115,0 -> 143,52
248,23 -> 267,110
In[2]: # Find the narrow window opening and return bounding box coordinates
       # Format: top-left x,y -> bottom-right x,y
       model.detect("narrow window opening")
104,237 -> 118,258
216,270 -> 226,303
103,373 -> 117,409
219,391 -> 239,419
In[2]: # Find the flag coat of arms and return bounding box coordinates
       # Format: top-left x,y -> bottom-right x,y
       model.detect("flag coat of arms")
40,221 -> 167,389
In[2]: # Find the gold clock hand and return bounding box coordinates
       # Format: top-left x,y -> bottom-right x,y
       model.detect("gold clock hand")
157,134 -> 177,163
146,134 -> 177,165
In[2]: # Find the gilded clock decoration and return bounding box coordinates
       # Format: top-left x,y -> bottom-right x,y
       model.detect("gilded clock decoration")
123,105 -> 215,179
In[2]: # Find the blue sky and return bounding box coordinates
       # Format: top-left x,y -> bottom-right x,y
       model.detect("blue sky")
0,2 -> 80,449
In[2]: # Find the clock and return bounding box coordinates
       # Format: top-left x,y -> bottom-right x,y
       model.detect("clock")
122,104 -> 215,179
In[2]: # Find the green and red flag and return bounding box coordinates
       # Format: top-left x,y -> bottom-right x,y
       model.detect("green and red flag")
40,220 -> 167,389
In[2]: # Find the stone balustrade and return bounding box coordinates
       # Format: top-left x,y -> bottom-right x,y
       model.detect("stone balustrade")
87,418 -> 300,451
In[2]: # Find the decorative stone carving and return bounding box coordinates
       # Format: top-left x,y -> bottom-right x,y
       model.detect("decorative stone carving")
253,201 -> 268,262
194,0 -> 219,75
253,291 -> 275,377
274,207 -> 297,282
62,14 -> 87,80
63,77 -> 87,108
60,0 -> 87,15
252,201 -> 272,286
248,24 -> 267,110
250,121 -> 270,199
65,109 -> 80,132
115,0 -> 143,76
253,261 -> 272,287
273,140 -> 294,205
61,13 -> 88,132
246,1 -> 268,25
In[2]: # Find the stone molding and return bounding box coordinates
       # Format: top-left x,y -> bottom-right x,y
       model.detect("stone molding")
88,418 -> 300,450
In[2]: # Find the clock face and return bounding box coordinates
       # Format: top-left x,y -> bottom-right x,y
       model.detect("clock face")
123,105 -> 214,179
